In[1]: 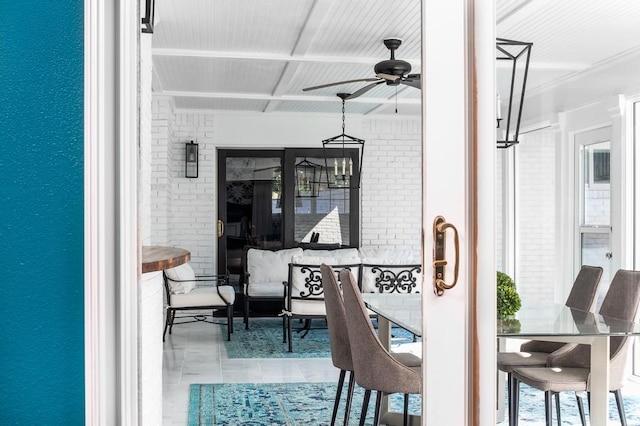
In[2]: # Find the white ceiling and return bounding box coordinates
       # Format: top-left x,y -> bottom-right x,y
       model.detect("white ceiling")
152,0 -> 640,119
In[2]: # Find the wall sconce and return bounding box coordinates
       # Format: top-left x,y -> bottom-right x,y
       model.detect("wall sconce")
322,93 -> 365,189
185,141 -> 198,178
496,38 -> 532,149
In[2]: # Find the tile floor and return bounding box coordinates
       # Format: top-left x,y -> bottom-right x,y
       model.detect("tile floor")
162,319 -> 340,425
162,319 -> 640,425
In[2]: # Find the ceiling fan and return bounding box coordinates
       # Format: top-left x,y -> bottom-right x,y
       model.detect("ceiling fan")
302,39 -> 420,99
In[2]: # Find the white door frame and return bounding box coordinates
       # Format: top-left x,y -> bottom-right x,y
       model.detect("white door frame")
85,0 -> 139,424
421,0 -> 496,424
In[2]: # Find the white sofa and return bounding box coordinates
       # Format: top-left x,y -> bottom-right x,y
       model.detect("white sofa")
242,246 -> 422,351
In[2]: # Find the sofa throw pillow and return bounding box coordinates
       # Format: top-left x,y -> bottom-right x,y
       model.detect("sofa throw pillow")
247,247 -> 303,284
165,262 -> 197,294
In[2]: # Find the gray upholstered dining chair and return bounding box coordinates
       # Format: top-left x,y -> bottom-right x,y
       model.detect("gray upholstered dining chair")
497,265 -> 603,425
321,264 -> 357,426
321,264 -> 421,426
511,269 -> 640,426
339,269 -> 421,426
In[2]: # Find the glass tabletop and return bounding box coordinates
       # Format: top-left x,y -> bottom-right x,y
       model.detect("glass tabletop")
362,294 -> 640,339
497,300 -> 640,337
362,293 -> 422,336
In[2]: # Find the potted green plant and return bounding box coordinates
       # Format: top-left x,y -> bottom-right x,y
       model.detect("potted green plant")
497,271 -> 521,318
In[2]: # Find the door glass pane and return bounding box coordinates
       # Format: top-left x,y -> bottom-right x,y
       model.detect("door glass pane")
225,157 -> 283,287
579,138 -> 612,307
581,232 -> 611,284
581,141 -> 611,226
293,156 -> 350,246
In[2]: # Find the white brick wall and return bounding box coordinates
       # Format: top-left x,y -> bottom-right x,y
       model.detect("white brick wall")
511,129 -> 557,302
146,100 -> 422,274
150,98 -> 175,247
360,119 -> 422,252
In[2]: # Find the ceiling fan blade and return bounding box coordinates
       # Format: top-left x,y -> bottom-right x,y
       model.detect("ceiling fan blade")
347,80 -> 386,99
376,73 -> 400,81
302,78 -> 380,92
400,75 -> 421,89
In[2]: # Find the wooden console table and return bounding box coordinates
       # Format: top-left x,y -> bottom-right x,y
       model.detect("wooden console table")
141,245 -> 190,273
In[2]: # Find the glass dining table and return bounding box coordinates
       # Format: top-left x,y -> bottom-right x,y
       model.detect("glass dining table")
363,293 -> 640,426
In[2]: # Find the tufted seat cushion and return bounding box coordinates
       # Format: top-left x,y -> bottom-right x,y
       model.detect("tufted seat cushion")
512,367 -> 590,392
169,285 -> 236,308
496,351 -> 550,373
290,298 -> 326,316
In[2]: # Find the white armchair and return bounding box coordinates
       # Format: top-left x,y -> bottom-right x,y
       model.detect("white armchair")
284,251 -> 361,352
163,262 -> 235,341
243,247 -> 303,329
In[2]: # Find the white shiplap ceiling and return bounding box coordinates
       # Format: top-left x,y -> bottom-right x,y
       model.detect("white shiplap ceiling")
151,0 -> 640,118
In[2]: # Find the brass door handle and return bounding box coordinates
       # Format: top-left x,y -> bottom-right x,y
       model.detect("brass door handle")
433,215 -> 460,296
217,220 -> 224,238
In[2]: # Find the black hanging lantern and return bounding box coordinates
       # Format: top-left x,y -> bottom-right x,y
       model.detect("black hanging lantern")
496,38 -> 532,149
322,93 -> 365,189
185,141 -> 198,178
295,158 -> 322,198
141,0 -> 156,33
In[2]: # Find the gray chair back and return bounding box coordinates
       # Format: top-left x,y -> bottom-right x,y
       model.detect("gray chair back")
548,269 -> 640,390
339,269 -> 421,394
565,265 -> 603,312
320,264 -> 353,372
521,265 -> 602,354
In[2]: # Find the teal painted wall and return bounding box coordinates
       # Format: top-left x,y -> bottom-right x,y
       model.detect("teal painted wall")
0,1 -> 85,423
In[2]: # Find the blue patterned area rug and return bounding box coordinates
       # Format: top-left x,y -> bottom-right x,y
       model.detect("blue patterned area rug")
497,382 -> 640,425
190,381 -> 640,425
188,382 -> 421,426
222,318 -> 417,359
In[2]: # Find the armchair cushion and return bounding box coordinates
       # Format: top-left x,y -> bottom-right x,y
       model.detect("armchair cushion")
164,263 -> 197,294
169,285 -> 236,308
359,248 -> 422,293
247,247 -> 302,284
246,247 -> 303,297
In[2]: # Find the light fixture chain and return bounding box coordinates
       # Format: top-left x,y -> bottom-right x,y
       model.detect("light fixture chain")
341,99 -> 346,134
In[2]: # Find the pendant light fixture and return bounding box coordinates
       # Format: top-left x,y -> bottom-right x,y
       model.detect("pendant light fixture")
322,93 -> 365,189
294,158 -> 322,198
496,38 -> 533,149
